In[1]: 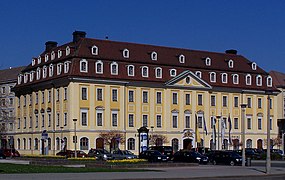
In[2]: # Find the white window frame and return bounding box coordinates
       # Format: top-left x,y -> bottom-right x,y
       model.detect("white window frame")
267,76 -> 272,87
257,117 -> 262,130
95,60 -> 103,74
112,89 -> 118,102
36,67 -> 41,80
51,51 -> 55,60
205,57 -> 211,66
256,75 -> 262,86
172,92 -> 178,104
49,64 -> 54,77
45,54 -> 49,62
142,114 -> 148,127
170,69 -> 177,77
155,67 -> 162,78
32,59 -> 36,66
185,76 -> 191,84
195,71 -> 202,78
127,65 -> 135,76
38,56 -> 41,64
96,88 -> 103,101
64,61 -> 70,73
172,113 -> 178,128
30,71 -> 34,82
80,59 -> 88,73
179,54 -> 185,63
141,66 -> 149,77
81,87 -> 88,100
110,62 -> 118,75
57,63 -> 63,75
91,45 -> 98,55
123,49 -> 129,58
24,73 -> 29,83
228,60 -> 234,68
151,51 -> 157,61
80,109 -> 88,126
58,50 -> 62,58
96,109 -> 103,126
246,74 -> 252,85
221,73 -> 228,83
66,46 -> 70,56
42,66 -> 47,78
111,110 -> 118,127
210,72 -> 216,82
233,74 -> 239,84
252,62 -> 257,70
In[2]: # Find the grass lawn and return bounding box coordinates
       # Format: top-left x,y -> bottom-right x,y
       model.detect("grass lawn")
0,163 -> 147,174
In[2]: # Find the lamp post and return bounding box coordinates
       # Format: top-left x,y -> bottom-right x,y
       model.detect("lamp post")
282,131 -> 285,155
240,103 -> 247,167
73,119 -> 77,158
266,92 -> 271,174
216,115 -> 221,150
60,126 -> 63,150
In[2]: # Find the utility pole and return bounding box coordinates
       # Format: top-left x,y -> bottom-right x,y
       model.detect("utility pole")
266,92 -> 271,174
216,115 -> 221,150
73,119 -> 77,158
240,103 -> 247,167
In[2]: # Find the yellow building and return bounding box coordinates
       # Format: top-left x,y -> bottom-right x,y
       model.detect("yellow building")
13,31 -> 278,155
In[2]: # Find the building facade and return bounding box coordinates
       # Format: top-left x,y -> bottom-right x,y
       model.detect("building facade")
13,31 -> 278,155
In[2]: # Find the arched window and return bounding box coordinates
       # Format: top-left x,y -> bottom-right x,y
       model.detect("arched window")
256,75 -> 262,86
24,73 -> 29,83
23,138 -> 26,150
205,57 -> 211,66
18,74 -> 22,84
63,137 -> 67,151
210,72 -> 216,82
48,138 -> 51,150
36,67 -> 41,80
223,139 -> 228,150
267,76 -> 272,87
233,74 -> 239,84
179,54 -> 185,63
17,138 -> 20,149
49,64 -> 54,77
246,74 -> 251,85
170,69 -> 176,77
80,59 -> 88,73
252,62 -> 257,70
66,46 -> 70,56
28,138 -> 32,150
228,60 -> 234,68
32,59 -> 36,66
221,73 -> 227,83
96,60 -> 103,74
45,54 -> 49,62
151,52 -> 157,61
64,61 -> 71,73
142,66 -> 149,77
127,65 -> 134,76
155,67 -> 162,78
51,51 -> 55,60
110,62 -> 118,75
80,137 -> 89,150
246,139 -> 252,148
96,138 -> 104,149
58,50 -> 62,58
123,49 -> 129,58
43,66 -> 47,78
38,56 -> 41,64
92,45 -> 98,55
56,137 -> 60,150
185,76 -> 191,84
127,138 -> 135,150
172,138 -> 179,153
34,138 -> 39,150
195,71 -> 202,78
57,63 -> 62,75
30,71 -> 34,82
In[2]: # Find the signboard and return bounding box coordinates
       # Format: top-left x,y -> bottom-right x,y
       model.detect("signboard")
140,133 -> 148,152
41,130 -> 48,140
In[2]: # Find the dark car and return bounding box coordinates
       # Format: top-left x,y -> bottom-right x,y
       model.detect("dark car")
173,150 -> 209,164
56,150 -> 88,158
234,148 -> 261,160
149,146 -> 173,160
88,148 -> 113,160
209,150 -> 242,166
112,150 -> 137,160
2,149 -> 20,157
0,149 -> 6,159
139,150 -> 168,162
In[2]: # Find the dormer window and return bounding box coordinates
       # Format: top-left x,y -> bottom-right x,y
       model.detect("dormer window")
18,74 -> 23,84
195,71 -> 202,78
66,46 -> 70,56
43,66 -> 47,78
57,63 -> 63,75
32,59 -> 36,66
228,60 -> 234,68
91,45 -> 98,55
210,72 -> 216,82
80,59 -> 88,73
30,71 -> 34,82
123,49 -> 129,58
51,51 -> 55,60
170,69 -> 177,77
58,50 -> 62,58
49,64 -> 54,77
232,74 -> 239,84
205,57 -> 211,66
179,54 -> 185,63
36,67 -> 41,80
110,62 -> 118,75
267,76 -> 272,87
185,76 -> 191,84
155,67 -> 162,78
24,73 -> 29,83
127,65 -> 134,76
256,75 -> 262,86
95,60 -> 103,74
38,56 -> 41,64
64,61 -> 71,73
142,66 -> 149,77
252,62 -> 257,70
246,74 -> 252,85
151,52 -> 157,61
45,54 -> 49,62
221,73 -> 228,83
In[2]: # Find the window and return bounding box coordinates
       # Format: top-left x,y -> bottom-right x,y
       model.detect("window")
172,114 -> 178,128
64,87 -> 67,100
18,74 -> 22,84
17,118 -> 20,129
195,71 -> 202,78
112,89 -> 118,102
24,73 -> 28,83
233,74 -> 239,84
95,60 -> 103,74
127,138 -> 135,150
30,71 -> 34,82
185,94 -> 190,105
228,60 -> 234,68
56,88 -> 60,101
58,50 -> 62,58
155,67 -> 162,78
92,45 -> 98,55
64,112 -> 67,126
41,114 -> 45,127
127,65 -> 134,76
38,56 -> 41,64
198,94 -> 203,106
246,139 -> 252,148
42,91 -> 45,104
205,57 -> 211,66
151,52 -> 157,60
128,114 -> 134,127
35,92 -> 38,104
110,62 -> 118,75
48,113 -> 51,127
32,59 -> 35,66
143,91 -> 148,103
156,115 -> 162,128
222,96 -> 228,107
198,115 -> 203,128
211,95 -> 216,106
185,76 -> 191,84
221,73 -> 227,83
49,64 -> 54,77
96,110 -> 103,126
97,88 -> 103,101
256,75 -> 262,86
142,66 -> 148,77
270,118 -> 272,130
9,98 -> 13,106
234,97 -> 239,107
28,138 -> 32,150
64,61 -> 70,73
269,98 -> 272,109
24,117 -> 27,129
56,113 -> 60,126
179,54 -> 185,63
258,98 -> 262,108
185,114 -> 190,128
210,72 -> 216,82
234,118 -> 238,129
34,138 -> 39,150
267,76 -> 272,87
42,66 -> 47,79
81,87 -> 87,100
80,59 -> 88,73
56,137 -> 60,150
51,51 -> 55,60
66,46 -> 70,56
156,92 -> 162,104
35,115 -> 38,128
247,117 -> 252,129
36,67 -> 41,80
123,49 -> 129,58
172,92 -> 178,104
252,62 -> 257,70
247,97 -> 252,108
112,111 -> 118,127
258,117 -> 262,130
48,90 -> 51,103
170,69 -> 176,77
80,137 -> 89,150
142,115 -> 148,127
81,109 -> 88,126
128,90 -> 134,102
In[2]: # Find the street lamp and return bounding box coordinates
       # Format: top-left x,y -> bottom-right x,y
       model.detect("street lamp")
73,119 -> 77,158
266,91 -> 272,174
60,126 -> 63,151
216,115 -> 221,150
240,103 -> 247,167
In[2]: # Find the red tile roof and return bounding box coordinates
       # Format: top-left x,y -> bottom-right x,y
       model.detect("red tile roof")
270,71 -> 285,88
0,66 -> 26,84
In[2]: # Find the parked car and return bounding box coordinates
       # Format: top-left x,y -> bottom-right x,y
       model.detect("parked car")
139,150 -> 168,162
149,146 -> 173,160
88,148 -> 113,160
234,148 -> 261,160
209,150 -> 242,166
56,150 -> 87,158
112,150 -> 137,160
173,150 -> 208,164
2,149 -> 20,157
0,149 -> 6,159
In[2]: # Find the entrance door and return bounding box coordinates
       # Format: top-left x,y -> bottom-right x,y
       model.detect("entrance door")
183,139 -> 193,150
96,138 -> 104,149
257,139 -> 263,149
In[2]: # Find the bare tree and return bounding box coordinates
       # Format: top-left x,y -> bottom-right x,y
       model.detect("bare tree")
263,136 -> 281,149
98,131 -> 125,151
149,134 -> 169,146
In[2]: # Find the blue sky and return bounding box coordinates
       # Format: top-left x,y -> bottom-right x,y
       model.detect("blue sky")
1,0 -> 285,73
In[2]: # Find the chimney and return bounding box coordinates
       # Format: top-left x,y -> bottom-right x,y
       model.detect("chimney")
225,49 -> 237,55
73,31 -> 86,43
45,41 -> 58,51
